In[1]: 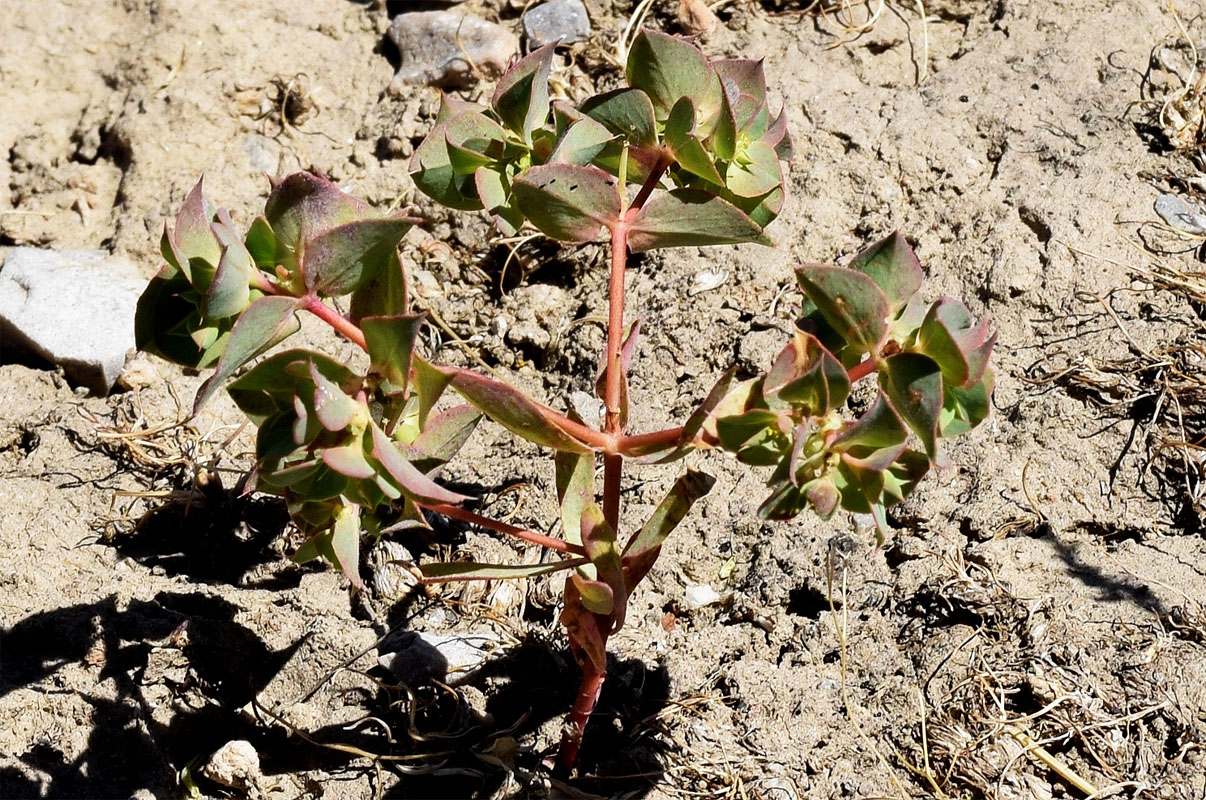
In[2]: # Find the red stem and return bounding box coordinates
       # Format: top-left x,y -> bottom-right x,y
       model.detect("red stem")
302,295 -> 367,351
554,654 -> 607,777
617,425 -> 684,455
425,503 -> 585,556
846,357 -> 877,382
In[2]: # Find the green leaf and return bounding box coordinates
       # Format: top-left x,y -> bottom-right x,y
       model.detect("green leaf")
882,449 -> 930,506
512,164 -> 622,243
245,216 -> 279,271
474,164 -> 524,236
711,89 -> 739,162
665,97 -> 724,185
795,265 -> 890,355
725,140 -> 783,198
349,249 -> 409,323
579,88 -> 658,147
173,177 -> 221,283
331,503 -> 364,589
764,106 -> 793,160
135,270 -> 212,368
492,43 -> 555,143
409,111 -> 506,211
205,245 -> 253,319
550,117 -> 615,166
915,298 -> 997,388
628,189 -> 770,252
848,231 -> 924,313
193,295 -> 302,414
362,314 -> 424,390
940,368 -> 993,437
625,30 -> 722,122
764,331 -> 850,416
580,504 -> 625,627
226,349 -> 355,424
832,392 -> 907,453
622,469 -> 715,588
879,353 -> 944,458
408,405 -> 481,469
413,356 -> 454,428
436,365 -> 595,453
712,59 -> 769,133
302,215 -> 416,297
421,558 -> 586,582
369,424 -> 470,505
715,409 -> 780,455
556,450 -> 595,547
322,442 -> 376,479
264,172 -> 371,273
311,368 -> 361,434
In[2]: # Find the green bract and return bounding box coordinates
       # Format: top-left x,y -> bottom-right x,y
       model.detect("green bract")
409,31 -> 792,249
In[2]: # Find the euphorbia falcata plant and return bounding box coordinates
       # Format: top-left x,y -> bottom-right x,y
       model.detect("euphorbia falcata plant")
135,31 -> 993,776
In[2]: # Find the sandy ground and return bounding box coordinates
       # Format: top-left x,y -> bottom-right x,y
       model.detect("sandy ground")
2,0 -> 1206,798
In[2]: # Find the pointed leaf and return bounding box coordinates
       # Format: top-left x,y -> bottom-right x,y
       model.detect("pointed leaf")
322,442 -> 376,479
550,117 -> 615,166
764,106 -> 793,160
833,392 -> 908,453
421,558 -> 586,582
409,111 -> 505,211
625,30 -> 722,122
227,349 -> 355,424
492,43 -> 555,143
302,215 -> 416,296
362,314 -> 424,390
916,298 -> 997,388
474,165 -> 524,236
713,59 -> 768,132
350,248 -> 410,323
413,356 -> 454,428
370,424 -> 470,505
512,164 -> 621,243
882,449 -> 930,506
879,353 -> 944,458
623,470 -> 716,588
628,189 -> 770,252
795,266 -> 890,355
173,177 -> 221,280
310,362 -> 361,431
436,365 -> 594,452
264,173 -> 371,269
725,140 -> 783,198
556,450 -> 595,547
245,216 -> 279,270
193,295 -> 302,414
764,331 -> 850,415
408,404 -> 481,469
579,88 -> 658,147
940,368 -> 993,437
331,503 -> 364,589
665,97 -> 724,185
848,231 -> 924,313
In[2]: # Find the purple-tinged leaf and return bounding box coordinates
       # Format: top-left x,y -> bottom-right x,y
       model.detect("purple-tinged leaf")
292,395 -> 313,445
832,392 -> 908,453
579,88 -> 658,147
492,43 -> 555,143
193,295 -> 302,415
712,59 -> 769,132
512,164 -> 622,243
940,367 -> 993,437
264,172 -> 371,266
258,458 -> 321,489
795,265 -> 890,355
580,504 -> 625,627
915,298 -> 997,388
408,404 -> 482,466
435,364 -> 595,453
764,106 -> 793,160
331,503 -> 364,589
474,165 -> 523,236
173,177 -> 221,281
622,469 -> 715,588
370,424 -> 470,506
572,572 -> 615,615
310,362 -> 360,431
302,215 -> 416,296
804,476 -> 840,517
409,111 -> 505,211
206,228 -> 254,319
879,353 -> 944,458
362,314 -> 424,391
421,558 -> 586,582
848,231 -> 924,313
625,30 -> 722,123
698,377 -> 762,447
711,89 -> 739,162
227,349 -> 355,424
725,140 -> 783,198
764,331 -> 850,415
555,450 -> 595,547
550,117 -> 615,166
561,578 -> 608,672
882,449 -> 930,506
434,91 -> 481,125
665,97 -> 724,185
322,442 -> 376,479
413,356 -> 454,428
628,189 -> 770,252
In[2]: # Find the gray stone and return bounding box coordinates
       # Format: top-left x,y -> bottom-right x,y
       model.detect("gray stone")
387,11 -> 519,90
1155,193 -> 1206,235
201,740 -> 263,792
0,248 -> 144,395
377,630 -> 502,685
522,0 -> 591,48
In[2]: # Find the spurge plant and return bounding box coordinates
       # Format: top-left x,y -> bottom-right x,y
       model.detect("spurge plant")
136,31 -> 994,775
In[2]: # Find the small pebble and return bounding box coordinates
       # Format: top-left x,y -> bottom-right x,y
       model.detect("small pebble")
522,0 -> 591,48
387,11 -> 519,90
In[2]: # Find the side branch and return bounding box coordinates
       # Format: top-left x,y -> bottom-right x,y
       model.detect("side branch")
425,503 -> 586,556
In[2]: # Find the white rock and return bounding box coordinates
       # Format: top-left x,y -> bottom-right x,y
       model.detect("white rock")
201,739 -> 263,791
0,248 -> 144,395
1155,193 -> 1206,235
523,0 -> 591,48
683,583 -> 724,610
378,630 -> 502,685
388,11 -> 519,90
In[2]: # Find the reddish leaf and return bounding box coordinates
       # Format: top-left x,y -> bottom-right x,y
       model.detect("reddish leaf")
512,164 -> 622,243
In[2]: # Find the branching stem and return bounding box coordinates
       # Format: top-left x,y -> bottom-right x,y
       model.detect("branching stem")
425,503 -> 586,556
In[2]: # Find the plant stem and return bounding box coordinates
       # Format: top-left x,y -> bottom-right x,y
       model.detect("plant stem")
302,295 -> 367,351
617,425 -> 685,455
602,220 -> 629,532
554,653 -> 607,777
425,503 -> 586,556
846,357 -> 877,383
